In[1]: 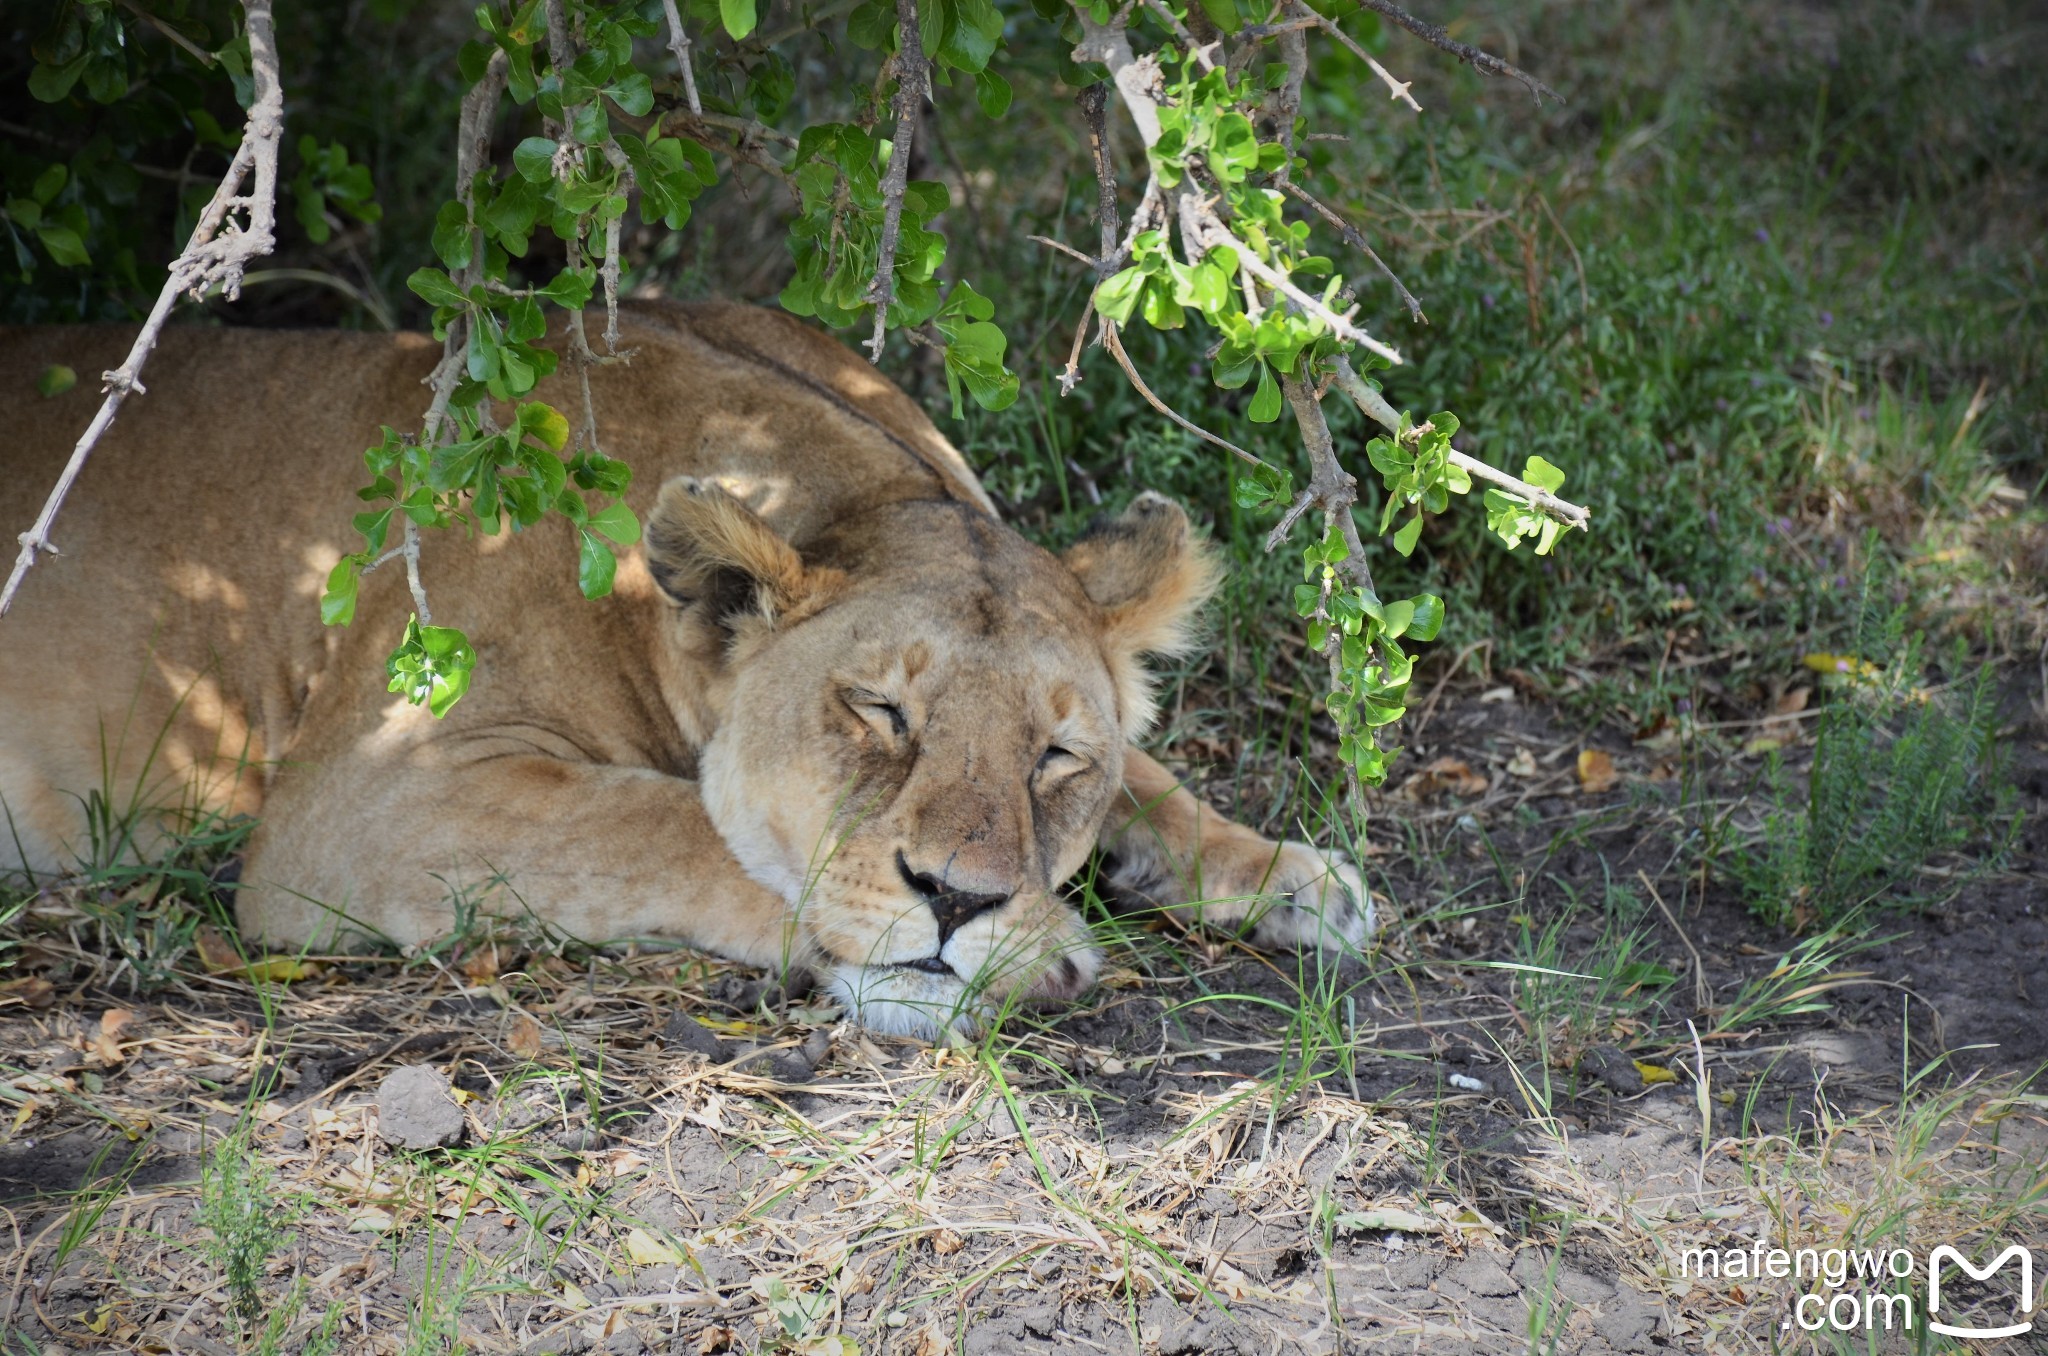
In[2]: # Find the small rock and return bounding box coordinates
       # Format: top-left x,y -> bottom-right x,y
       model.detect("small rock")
1579,1045 -> 1643,1095
660,1012 -> 729,1061
728,1044 -> 813,1083
374,1064 -> 466,1150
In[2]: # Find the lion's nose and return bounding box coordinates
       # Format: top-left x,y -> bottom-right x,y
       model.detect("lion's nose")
898,852 -> 1009,946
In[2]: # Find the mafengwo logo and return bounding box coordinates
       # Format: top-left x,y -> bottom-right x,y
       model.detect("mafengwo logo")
1927,1244 -> 2035,1340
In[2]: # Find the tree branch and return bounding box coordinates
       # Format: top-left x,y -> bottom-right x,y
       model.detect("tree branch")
1180,198 -> 1404,366
1,0 -> 284,617
1329,356 -> 1589,529
1102,323 -> 1272,472
863,0 -> 929,363
1352,0 -> 1561,104
1299,5 -> 1420,112
659,0 -> 704,117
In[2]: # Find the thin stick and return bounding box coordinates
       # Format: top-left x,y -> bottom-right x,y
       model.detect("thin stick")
1283,181 -> 1424,323
863,0 -> 929,363
1352,0 -> 1561,104
1183,201 -> 1403,365
1,0 -> 284,618
1640,870 -> 1708,1015
659,0 -> 704,117
1101,324 -> 1270,472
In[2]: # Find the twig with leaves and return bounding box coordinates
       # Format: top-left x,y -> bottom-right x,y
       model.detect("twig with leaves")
1,0 -> 284,617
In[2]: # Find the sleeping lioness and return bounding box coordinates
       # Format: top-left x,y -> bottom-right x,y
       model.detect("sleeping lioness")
0,303 -> 1368,1035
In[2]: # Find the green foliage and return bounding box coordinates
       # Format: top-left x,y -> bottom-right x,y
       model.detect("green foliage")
1737,576 -> 2013,927
200,1122 -> 296,1340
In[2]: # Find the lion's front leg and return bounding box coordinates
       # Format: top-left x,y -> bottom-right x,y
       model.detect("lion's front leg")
237,754 -> 805,968
1098,747 -> 1373,953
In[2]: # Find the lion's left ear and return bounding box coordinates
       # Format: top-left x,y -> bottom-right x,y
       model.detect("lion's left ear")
1062,493 -> 1220,731
644,476 -> 842,626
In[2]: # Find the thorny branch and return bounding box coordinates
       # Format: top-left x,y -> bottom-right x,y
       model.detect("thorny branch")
1102,322 -> 1270,472
1291,2 -> 1420,113
1352,0 -> 1561,104
1,0 -> 284,617
863,0 -> 929,363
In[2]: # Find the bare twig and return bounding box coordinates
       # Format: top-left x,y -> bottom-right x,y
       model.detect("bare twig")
863,0 -> 929,363
1027,234 -> 1099,268
1,0 -> 284,617
1329,356 -> 1589,529
1283,181 -> 1424,323
1352,0 -> 1561,104
1299,6 -> 1420,112
659,0 -> 704,117
1101,324 -> 1271,473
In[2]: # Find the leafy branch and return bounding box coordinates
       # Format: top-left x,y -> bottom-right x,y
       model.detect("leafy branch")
1071,0 -> 1587,802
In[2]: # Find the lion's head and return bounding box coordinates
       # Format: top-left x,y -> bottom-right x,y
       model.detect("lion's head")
643,478 -> 1216,1035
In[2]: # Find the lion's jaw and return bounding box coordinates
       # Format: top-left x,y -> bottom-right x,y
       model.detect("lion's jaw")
694,596 -> 1120,1039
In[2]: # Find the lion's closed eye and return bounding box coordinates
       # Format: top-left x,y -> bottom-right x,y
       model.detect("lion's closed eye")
1034,745 -> 1088,784
844,689 -> 909,740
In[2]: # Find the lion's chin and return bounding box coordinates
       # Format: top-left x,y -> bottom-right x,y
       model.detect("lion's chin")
822,943 -> 1101,1041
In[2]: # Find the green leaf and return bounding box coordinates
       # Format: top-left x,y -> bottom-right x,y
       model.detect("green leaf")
406,267 -> 467,308
1094,267 -> 1145,326
1524,455 -> 1566,493
35,224 -> 88,267
31,163 -> 67,205
578,530 -> 619,599
587,501 -> 640,546
320,558 -> 360,627
1379,599 -> 1416,639
605,72 -> 653,116
431,200 -> 471,271
1392,513 -> 1423,557
1248,362 -> 1282,423
512,137 -> 558,183
720,0 -> 759,39
516,402 -> 571,452
1405,593 -> 1445,642
36,364 -> 75,398
975,68 -> 1012,119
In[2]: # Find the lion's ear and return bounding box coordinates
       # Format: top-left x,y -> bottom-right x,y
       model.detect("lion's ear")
644,477 -> 840,624
1062,493 -> 1219,728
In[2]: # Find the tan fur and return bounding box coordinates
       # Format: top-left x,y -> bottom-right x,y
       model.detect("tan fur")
0,302 -> 1367,1036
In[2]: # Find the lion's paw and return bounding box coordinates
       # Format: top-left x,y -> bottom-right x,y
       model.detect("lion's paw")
1237,842 -> 1373,955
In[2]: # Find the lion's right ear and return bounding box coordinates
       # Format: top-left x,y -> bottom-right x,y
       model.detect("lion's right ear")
644,477 -> 841,624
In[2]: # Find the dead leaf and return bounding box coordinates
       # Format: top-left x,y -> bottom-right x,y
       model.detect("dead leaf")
1772,685 -> 1812,717
929,1228 -> 965,1256
1633,1061 -> 1678,1085
694,1326 -> 736,1355
1477,685 -> 1516,704
1397,756 -> 1488,801
347,1206 -> 395,1233
1576,749 -> 1618,794
194,926 -> 243,973
1741,735 -> 1784,757
1334,1206 -> 1438,1234
507,1014 -> 544,1061
93,1008 -> 138,1065
459,945 -> 500,984
0,976 -> 54,1009
1505,748 -> 1537,778
625,1226 -> 684,1267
